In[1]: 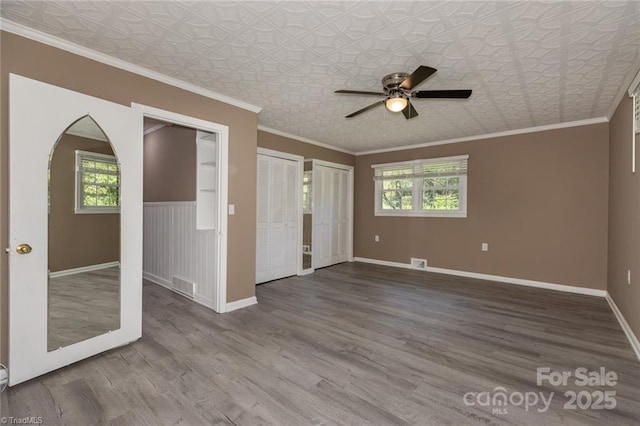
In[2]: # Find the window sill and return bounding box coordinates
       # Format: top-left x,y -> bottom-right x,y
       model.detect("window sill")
75,208 -> 120,215
374,211 -> 467,218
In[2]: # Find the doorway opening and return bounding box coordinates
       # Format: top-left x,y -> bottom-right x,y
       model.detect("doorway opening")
135,104 -> 229,313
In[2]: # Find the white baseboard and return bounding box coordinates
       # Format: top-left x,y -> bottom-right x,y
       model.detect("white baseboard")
354,257 -> 413,270
49,261 -> 120,278
606,292 -> 640,361
298,268 -> 315,276
352,257 -> 607,297
144,271 -> 225,313
143,271 -> 173,289
194,294 -> 217,311
225,296 -> 258,312
0,366 -> 7,387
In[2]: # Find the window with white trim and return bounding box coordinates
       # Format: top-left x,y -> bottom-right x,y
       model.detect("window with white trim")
302,170 -> 312,214
373,155 -> 468,217
633,89 -> 639,134
75,150 -> 120,214
629,69 -> 640,172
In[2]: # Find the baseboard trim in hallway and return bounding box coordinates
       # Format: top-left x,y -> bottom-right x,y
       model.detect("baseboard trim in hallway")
606,292 -> 640,361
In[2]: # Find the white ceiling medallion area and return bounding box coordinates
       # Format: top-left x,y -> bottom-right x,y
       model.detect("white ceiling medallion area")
1,1 -> 639,153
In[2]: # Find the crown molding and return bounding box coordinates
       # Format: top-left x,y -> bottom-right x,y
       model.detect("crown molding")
355,117 -> 609,156
257,125 -> 356,155
0,18 -> 262,114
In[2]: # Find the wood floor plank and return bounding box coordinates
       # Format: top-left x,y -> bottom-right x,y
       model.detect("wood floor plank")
2,262 -> 640,425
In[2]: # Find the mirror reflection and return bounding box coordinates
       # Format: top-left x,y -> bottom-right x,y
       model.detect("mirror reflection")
47,116 -> 121,351
302,163 -> 312,269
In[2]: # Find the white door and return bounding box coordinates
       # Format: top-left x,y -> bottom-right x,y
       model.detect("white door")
333,169 -> 350,264
256,153 -> 299,283
313,165 -> 332,268
313,163 -> 351,269
8,74 -> 143,385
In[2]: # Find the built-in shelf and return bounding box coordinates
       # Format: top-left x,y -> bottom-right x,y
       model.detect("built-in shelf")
196,130 -> 217,230
199,132 -> 217,142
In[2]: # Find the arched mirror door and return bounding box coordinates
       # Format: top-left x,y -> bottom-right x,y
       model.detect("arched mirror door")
9,74 -> 142,386
48,116 -> 121,351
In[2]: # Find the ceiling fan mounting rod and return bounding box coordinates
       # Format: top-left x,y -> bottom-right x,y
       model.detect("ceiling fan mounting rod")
382,72 -> 409,93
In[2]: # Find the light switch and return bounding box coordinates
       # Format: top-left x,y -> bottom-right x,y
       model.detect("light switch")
228,204 -> 235,215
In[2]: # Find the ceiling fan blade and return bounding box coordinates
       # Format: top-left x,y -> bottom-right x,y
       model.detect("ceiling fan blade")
400,65 -> 437,90
345,100 -> 385,118
402,100 -> 419,119
335,90 -> 385,96
413,90 -> 472,99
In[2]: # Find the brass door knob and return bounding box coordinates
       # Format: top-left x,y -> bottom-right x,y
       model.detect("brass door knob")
16,244 -> 32,254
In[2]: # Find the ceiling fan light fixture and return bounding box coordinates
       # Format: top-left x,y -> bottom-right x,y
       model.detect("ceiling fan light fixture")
385,95 -> 408,112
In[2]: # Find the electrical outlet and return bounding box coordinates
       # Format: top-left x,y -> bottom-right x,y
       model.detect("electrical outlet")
374,235 -> 380,242
481,242 -> 489,252
628,270 -> 631,285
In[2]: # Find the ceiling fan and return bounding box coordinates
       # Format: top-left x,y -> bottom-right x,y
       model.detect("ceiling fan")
335,65 -> 472,119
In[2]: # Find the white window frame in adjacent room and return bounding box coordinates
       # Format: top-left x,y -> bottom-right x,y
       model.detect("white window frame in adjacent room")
627,68 -> 640,173
303,170 -> 312,214
74,149 -> 120,214
373,154 -> 469,218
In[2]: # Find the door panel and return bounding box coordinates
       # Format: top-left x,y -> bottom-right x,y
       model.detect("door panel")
256,154 -> 299,283
313,164 -> 351,269
8,74 -> 143,386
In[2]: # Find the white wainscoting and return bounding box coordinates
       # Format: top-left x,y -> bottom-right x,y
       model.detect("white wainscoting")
143,202 -> 218,310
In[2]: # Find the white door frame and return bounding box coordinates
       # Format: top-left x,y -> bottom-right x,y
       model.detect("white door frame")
131,103 -> 229,313
311,160 -> 354,268
257,147 -> 304,277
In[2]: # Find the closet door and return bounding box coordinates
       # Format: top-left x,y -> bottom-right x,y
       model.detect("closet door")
256,154 -> 298,283
313,165 -> 332,268
313,164 -> 350,269
334,169 -> 350,264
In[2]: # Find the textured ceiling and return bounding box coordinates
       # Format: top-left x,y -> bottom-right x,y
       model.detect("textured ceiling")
2,1 -> 640,153
66,116 -> 108,142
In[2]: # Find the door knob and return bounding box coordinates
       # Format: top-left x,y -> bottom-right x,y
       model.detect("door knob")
16,244 -> 32,254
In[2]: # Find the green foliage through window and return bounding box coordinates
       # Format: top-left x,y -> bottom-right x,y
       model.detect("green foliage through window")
77,152 -> 120,211
303,171 -> 312,213
374,155 -> 468,217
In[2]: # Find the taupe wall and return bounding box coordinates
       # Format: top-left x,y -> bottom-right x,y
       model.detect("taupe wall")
49,134 -> 119,272
608,94 -> 640,339
257,130 -> 355,166
0,31 -> 259,364
354,123 -> 610,290
144,125 -> 196,202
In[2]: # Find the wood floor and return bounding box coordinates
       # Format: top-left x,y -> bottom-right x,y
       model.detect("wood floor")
48,267 -> 120,351
2,262 -> 640,425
